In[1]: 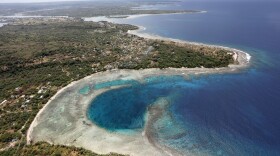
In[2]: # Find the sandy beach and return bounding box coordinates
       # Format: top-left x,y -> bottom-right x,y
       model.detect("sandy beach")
27,14 -> 251,156
127,26 -> 251,66
83,11 -> 206,22
126,11 -> 207,19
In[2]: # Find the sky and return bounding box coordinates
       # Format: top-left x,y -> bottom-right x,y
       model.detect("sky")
0,0 -> 87,3
0,0 -> 267,3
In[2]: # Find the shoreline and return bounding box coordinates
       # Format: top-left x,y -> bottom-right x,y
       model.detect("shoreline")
26,68 -> 247,156
27,57 -> 249,155
83,10 -> 206,22
26,74 -> 93,144
123,11 -> 207,19
27,13 -> 251,156
84,13 -> 251,66
26,64 -> 249,156
127,26 -> 251,66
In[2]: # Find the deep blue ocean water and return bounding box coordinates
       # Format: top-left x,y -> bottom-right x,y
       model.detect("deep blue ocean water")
87,0 -> 280,155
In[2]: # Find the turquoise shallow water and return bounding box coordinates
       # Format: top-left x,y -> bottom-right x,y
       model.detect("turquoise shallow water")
87,71 -> 280,155
87,76 -> 188,130
79,86 -> 91,95
93,79 -> 139,90
87,0 -> 280,155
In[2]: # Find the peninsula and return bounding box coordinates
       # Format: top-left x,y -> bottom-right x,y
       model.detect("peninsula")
23,19 -> 248,156
0,2 -> 250,156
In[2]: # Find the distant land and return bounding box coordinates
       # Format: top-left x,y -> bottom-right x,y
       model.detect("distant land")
0,0 -> 198,17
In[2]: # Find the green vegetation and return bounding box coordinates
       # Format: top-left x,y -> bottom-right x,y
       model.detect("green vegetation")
0,1 -> 196,17
152,42 -> 233,68
0,142 -> 125,156
0,20 -> 233,155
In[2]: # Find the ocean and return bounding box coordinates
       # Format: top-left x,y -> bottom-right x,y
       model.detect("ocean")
87,0 -> 280,155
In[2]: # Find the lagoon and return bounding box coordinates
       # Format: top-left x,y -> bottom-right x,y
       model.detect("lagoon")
28,0 -> 280,155
85,0 -> 280,155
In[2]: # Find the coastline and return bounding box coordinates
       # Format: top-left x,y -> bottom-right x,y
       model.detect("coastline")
27,13 -> 251,156
127,26 -> 251,66
26,69 -> 246,156
84,13 -> 251,66
26,58 -> 250,156
125,11 -> 207,19
83,10 -> 206,22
